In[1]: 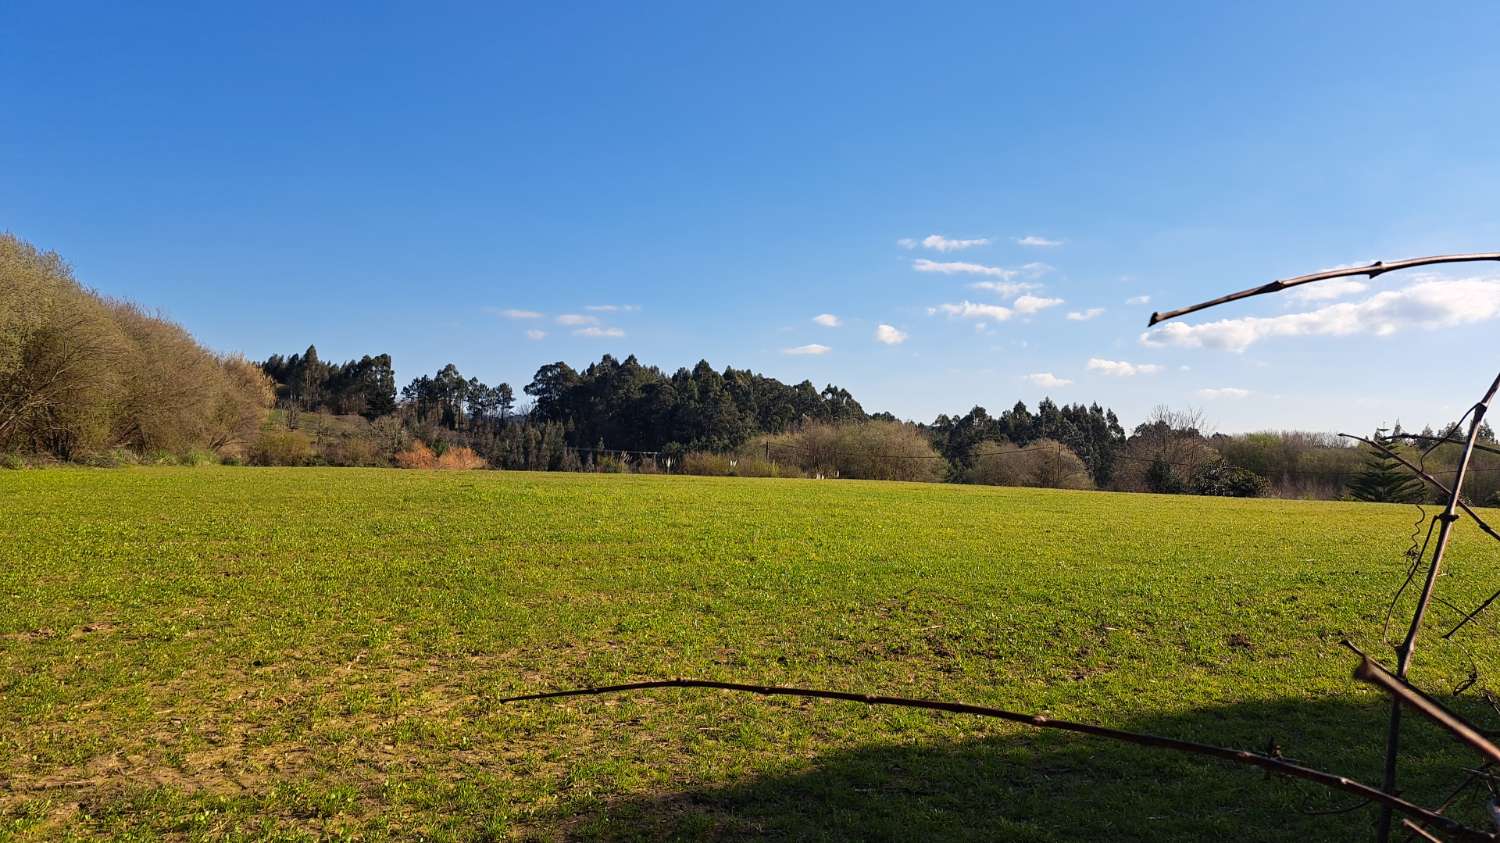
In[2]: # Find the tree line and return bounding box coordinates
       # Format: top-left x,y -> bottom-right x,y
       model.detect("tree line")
8,231 -> 1493,504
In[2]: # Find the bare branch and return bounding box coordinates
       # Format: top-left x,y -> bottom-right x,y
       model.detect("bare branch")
502,678 -> 1496,841
1392,433 -> 1500,460
1353,656 -> 1500,766
1147,253 -> 1500,326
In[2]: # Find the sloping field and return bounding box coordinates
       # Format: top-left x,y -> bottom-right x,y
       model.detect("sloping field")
3,468 -> 1499,840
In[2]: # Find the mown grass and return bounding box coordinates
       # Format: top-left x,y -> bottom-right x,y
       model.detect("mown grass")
2,467 -> 1499,841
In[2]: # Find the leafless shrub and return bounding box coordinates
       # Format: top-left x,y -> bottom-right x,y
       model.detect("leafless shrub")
966,438 -> 1093,490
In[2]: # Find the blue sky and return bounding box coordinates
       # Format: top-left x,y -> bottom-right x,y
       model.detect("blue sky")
5,2 -> 1499,433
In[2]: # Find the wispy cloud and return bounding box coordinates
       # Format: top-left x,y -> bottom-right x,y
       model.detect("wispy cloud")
914,258 -> 1018,279
585,304 -> 641,312
969,280 -> 1040,297
1126,294 -> 1152,305
928,301 -> 1013,321
1198,387 -> 1251,399
1141,277 -> 1500,353
556,313 -> 599,326
921,234 -> 990,252
897,237 -> 917,249
1025,372 -> 1072,387
1067,307 -> 1105,321
1013,294 -> 1064,315
813,313 -> 842,327
1017,235 -> 1062,247
1287,278 -> 1369,302
492,308 -> 542,319
525,329 -> 547,340
1087,357 -> 1162,377
874,324 -> 908,345
574,326 -> 624,338
784,343 -> 831,356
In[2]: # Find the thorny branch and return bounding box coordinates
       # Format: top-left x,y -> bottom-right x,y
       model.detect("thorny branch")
501,677 -> 1496,841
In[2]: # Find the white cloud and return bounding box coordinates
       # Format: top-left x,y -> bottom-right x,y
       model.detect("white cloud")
556,313 -> 599,326
1126,295 -> 1152,305
1017,235 -> 1062,247
585,304 -> 640,312
784,343 -> 831,356
574,326 -> 624,338
1198,387 -> 1251,399
897,237 -> 917,249
1140,277 -> 1500,353
969,280 -> 1040,297
928,301 -> 1013,321
525,329 -> 547,340
875,324 -> 908,345
1067,307 -> 1105,321
921,234 -> 990,252
1024,372 -> 1072,387
495,308 -> 542,319
1013,294 -> 1064,315
1087,357 -> 1163,377
813,313 -> 842,327
913,258 -> 1019,279
1287,278 -> 1369,302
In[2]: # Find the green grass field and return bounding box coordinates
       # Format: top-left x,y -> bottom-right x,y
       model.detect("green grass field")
4,468 -> 1500,841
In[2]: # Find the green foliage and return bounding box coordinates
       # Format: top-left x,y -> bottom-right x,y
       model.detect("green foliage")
1347,431 -> 1426,503
3,469 -> 1498,839
930,400 -> 1125,483
1190,461 -> 1269,497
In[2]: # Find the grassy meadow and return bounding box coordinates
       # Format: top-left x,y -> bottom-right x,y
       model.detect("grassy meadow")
3,467 -> 1500,840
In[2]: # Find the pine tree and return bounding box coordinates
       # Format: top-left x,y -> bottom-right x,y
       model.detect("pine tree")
1347,428 -> 1425,503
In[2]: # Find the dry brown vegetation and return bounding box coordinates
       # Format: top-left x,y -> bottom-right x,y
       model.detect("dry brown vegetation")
0,233 -> 273,461
393,441 -> 486,470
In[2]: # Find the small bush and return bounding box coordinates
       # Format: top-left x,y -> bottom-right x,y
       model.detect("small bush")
436,446 -> 486,470
182,448 -> 218,466
250,429 -> 314,466
324,437 -> 385,467
1,452 -> 29,470
394,440 -> 437,469
81,448 -> 140,468
681,452 -> 732,476
1191,461 -> 1269,497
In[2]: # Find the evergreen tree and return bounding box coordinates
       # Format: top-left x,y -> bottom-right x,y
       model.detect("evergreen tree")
1347,429 -> 1425,503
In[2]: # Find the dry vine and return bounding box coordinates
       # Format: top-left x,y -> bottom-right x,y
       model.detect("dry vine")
506,253 -> 1500,840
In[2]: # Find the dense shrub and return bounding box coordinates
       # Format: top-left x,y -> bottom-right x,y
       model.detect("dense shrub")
966,438 -> 1093,490
394,440 -> 437,469
0,234 -> 274,461
748,420 -> 943,482
323,436 -> 386,467
250,429 -> 314,466
436,446 -> 486,470
1190,461 -> 1269,497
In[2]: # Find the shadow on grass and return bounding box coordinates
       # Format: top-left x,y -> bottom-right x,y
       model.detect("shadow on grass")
563,695 -> 1496,842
